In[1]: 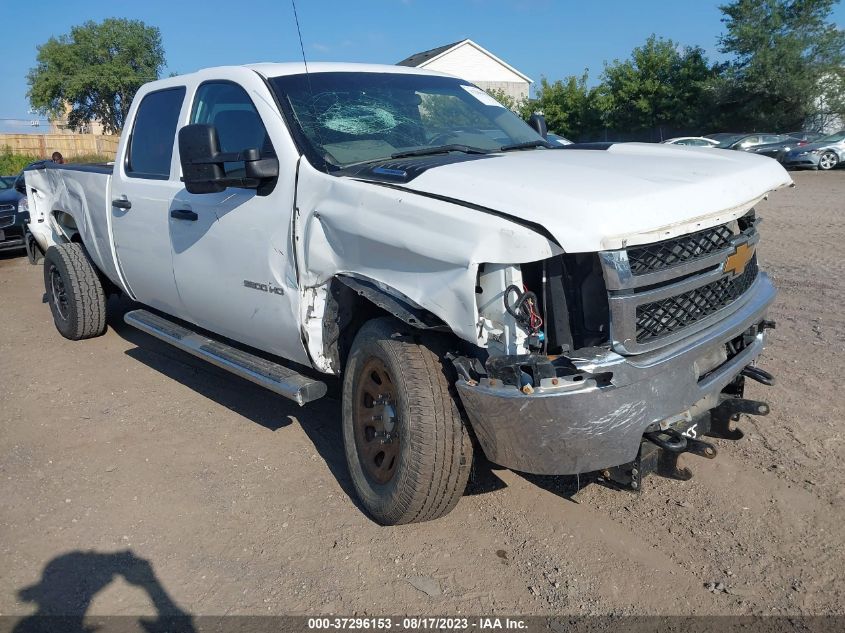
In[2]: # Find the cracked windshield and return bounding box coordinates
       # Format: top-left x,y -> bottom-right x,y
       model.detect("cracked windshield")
270,72 -> 544,167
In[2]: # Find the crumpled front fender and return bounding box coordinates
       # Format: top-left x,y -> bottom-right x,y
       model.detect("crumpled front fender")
294,159 -> 562,370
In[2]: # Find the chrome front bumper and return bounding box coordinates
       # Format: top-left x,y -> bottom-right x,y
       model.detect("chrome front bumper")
456,273 -> 777,475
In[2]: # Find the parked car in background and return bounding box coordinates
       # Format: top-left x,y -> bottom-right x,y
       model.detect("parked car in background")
745,137 -> 805,159
0,170 -> 29,254
662,137 -> 720,147
781,130 -> 845,171
704,133 -> 747,147
786,131 -> 824,144
0,176 -> 17,189
728,134 -> 793,151
546,133 -> 573,145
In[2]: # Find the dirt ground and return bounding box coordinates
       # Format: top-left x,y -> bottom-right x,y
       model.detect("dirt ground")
1,170 -> 843,620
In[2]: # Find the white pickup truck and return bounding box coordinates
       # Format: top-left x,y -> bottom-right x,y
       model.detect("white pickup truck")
24,62 -> 791,524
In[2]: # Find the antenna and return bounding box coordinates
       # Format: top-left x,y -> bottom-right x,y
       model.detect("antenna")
289,0 -> 328,173
290,0 -> 310,78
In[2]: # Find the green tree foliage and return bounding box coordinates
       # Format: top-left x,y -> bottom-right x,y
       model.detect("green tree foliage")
600,36 -> 717,134
485,88 -> 533,119
532,73 -> 606,139
27,19 -> 166,134
718,0 -> 845,130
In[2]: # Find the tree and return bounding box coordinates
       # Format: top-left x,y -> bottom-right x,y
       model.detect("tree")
531,73 -> 607,139
718,0 -> 845,130
485,88 -> 533,119
27,19 -> 166,134
599,35 -> 717,135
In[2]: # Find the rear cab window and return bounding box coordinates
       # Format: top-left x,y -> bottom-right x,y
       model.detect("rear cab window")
126,87 -> 186,179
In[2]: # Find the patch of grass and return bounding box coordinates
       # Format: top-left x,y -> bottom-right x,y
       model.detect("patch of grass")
0,149 -> 39,176
0,147 -> 113,176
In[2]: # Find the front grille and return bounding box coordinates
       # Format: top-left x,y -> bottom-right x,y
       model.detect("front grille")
635,255 -> 758,343
0,214 -> 15,229
627,224 -> 734,276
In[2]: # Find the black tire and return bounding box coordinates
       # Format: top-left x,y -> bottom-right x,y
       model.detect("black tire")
43,243 -> 107,340
342,317 -> 473,525
25,233 -> 42,265
818,151 -> 839,171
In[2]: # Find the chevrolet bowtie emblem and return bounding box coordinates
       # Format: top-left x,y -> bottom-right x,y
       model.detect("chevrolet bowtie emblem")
723,242 -> 755,276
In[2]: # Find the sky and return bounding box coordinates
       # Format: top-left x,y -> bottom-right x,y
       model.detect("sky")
2,0 -> 844,133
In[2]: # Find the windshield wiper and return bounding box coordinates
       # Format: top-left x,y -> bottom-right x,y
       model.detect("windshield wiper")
391,144 -> 491,159
499,139 -> 557,152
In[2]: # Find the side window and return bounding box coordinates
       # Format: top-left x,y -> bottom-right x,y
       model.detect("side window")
191,82 -> 275,177
127,87 -> 185,179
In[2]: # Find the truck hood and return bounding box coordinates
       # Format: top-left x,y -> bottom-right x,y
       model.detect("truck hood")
394,144 -> 792,252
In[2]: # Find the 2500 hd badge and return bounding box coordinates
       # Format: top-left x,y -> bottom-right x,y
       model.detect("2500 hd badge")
243,279 -> 285,295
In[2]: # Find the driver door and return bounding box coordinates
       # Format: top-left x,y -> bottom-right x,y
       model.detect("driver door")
169,77 -> 308,365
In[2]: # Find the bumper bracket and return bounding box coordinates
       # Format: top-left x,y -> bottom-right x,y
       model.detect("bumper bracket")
606,389 -> 770,492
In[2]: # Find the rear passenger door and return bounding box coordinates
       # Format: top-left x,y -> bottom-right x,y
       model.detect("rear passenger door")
111,86 -> 187,316
169,76 -> 309,365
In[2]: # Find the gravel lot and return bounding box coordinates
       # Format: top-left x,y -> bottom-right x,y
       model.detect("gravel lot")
1,170 -> 843,620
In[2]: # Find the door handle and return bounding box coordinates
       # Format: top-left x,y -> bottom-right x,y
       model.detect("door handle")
170,209 -> 198,221
112,197 -> 131,210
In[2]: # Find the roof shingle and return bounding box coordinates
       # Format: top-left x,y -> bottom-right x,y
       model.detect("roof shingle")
396,40 -> 466,67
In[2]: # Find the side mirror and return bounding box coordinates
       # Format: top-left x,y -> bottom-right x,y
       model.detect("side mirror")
528,113 -> 548,139
178,123 -> 279,195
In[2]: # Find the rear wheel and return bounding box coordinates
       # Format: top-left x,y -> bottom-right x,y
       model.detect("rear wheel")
342,317 -> 473,525
819,151 -> 838,171
43,243 -> 107,340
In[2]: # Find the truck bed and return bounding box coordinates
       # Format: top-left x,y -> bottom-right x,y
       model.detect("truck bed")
24,161 -> 121,289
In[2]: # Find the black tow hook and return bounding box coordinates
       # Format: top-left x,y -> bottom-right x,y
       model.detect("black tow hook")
644,428 -> 687,453
742,365 -> 776,386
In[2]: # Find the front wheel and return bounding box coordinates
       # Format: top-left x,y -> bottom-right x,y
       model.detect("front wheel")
43,243 -> 107,340
342,318 -> 473,525
818,151 -> 839,171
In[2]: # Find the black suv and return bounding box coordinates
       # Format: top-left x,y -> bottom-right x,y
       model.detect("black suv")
0,170 -> 29,254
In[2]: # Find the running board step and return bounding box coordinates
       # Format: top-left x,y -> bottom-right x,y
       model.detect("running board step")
124,309 -> 327,406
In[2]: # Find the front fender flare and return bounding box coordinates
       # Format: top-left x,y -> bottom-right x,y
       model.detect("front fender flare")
335,275 -> 449,331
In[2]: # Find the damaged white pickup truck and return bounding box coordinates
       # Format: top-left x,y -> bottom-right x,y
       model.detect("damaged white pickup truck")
25,63 -> 791,524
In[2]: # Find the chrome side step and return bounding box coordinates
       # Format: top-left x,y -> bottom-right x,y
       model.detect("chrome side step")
124,309 -> 327,406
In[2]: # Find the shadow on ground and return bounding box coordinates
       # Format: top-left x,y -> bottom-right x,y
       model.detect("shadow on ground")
105,296 -> 372,519
518,471 -> 604,500
102,295 -> 546,519
12,550 -> 194,633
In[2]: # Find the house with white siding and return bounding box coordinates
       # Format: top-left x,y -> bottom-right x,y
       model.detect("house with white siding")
397,39 -> 532,102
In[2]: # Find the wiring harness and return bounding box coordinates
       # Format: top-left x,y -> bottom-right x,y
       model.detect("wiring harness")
504,285 -> 544,334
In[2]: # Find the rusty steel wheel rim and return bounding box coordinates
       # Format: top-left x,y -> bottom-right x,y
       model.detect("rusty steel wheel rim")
353,357 -> 400,485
